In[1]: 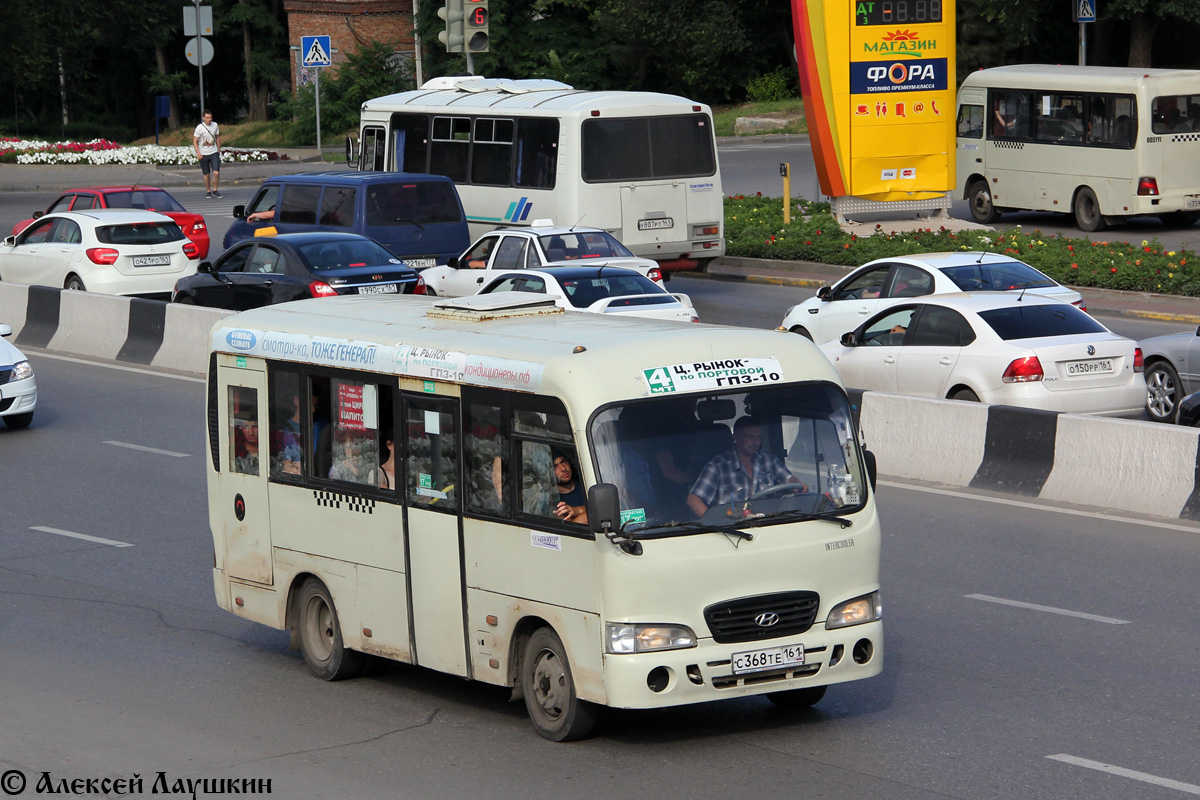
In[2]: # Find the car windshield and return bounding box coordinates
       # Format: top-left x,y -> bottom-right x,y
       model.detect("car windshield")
102,190 -> 186,213
560,273 -> 662,307
95,221 -> 184,244
977,303 -> 1107,340
297,239 -> 401,269
537,231 -> 634,261
940,260 -> 1056,291
590,383 -> 866,533
364,181 -> 462,226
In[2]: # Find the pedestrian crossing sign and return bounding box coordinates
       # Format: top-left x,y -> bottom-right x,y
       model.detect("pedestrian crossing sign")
301,35 -> 332,67
1074,0 -> 1096,23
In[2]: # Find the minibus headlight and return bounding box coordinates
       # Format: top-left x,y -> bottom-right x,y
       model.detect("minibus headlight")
606,623 -> 697,654
9,360 -> 32,382
826,592 -> 882,629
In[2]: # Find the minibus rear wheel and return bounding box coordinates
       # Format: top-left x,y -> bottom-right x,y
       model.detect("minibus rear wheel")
521,626 -> 597,741
297,578 -> 365,681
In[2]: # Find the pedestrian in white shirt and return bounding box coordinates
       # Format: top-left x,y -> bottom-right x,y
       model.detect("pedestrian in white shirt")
193,109 -> 222,198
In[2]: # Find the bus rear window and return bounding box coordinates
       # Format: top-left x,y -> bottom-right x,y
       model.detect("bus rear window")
95,221 -> 184,244
1152,94 -> 1200,133
582,114 -> 715,182
364,181 -> 463,226
977,304 -> 1106,340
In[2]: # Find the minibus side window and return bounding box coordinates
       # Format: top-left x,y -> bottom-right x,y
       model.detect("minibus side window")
228,386 -> 260,476
268,367 -> 303,479
465,403 -> 508,516
406,399 -> 459,510
514,118 -> 558,189
957,104 -> 983,138
989,90 -> 1030,140
320,188 -> 356,227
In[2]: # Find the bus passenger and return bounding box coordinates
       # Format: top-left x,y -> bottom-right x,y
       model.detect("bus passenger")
686,416 -> 804,518
552,449 -> 588,524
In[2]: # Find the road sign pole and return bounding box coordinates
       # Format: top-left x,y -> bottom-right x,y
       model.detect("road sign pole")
315,67 -> 321,153
194,2 -> 205,113
1079,22 -> 1086,66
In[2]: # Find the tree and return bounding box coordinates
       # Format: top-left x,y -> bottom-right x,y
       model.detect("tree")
1103,0 -> 1200,67
225,0 -> 289,121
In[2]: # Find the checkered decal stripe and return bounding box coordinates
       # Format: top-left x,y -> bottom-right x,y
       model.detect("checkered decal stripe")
313,489 -> 375,515
995,141 -> 1024,149
1172,133 -> 1200,143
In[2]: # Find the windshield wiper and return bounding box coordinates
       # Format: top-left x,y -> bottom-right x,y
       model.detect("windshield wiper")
662,520 -> 754,541
393,216 -> 426,230
746,508 -> 853,529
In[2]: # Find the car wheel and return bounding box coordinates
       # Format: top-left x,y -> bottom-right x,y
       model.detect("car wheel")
1073,187 -> 1107,232
789,326 -> 814,340
64,274 -> 86,292
1144,361 -> 1181,423
968,180 -> 1000,224
3,412 -> 33,429
766,684 -> 827,710
951,388 -> 980,402
297,578 -> 364,681
521,626 -> 597,741
424,287 -> 437,297
175,294 -> 195,305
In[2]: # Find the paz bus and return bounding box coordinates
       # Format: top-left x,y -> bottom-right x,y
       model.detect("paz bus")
956,64 -> 1200,232
348,76 -> 726,276
205,293 -> 882,740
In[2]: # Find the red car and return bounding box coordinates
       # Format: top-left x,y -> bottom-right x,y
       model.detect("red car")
13,186 -> 209,259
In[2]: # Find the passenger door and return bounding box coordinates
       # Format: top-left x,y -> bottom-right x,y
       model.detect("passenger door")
274,184 -> 322,235
895,305 -> 970,398
402,394 -> 469,677
444,235 -> 499,296
216,364 -> 273,585
194,244 -> 252,309
3,218 -> 57,286
230,243 -> 291,310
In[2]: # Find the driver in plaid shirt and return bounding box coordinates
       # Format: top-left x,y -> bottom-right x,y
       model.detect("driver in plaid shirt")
686,415 -> 804,517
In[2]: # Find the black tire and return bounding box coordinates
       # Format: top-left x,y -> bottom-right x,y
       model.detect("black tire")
1073,187 -> 1107,232
693,258 -> 713,274
175,294 -> 195,305
65,274 -> 86,292
297,578 -> 364,681
951,388 -> 980,402
1159,211 -> 1200,227
1144,361 -> 1181,423
521,626 -> 597,741
424,287 -> 437,297
767,684 -> 827,710
967,179 -> 1000,224
789,326 -> 814,340
3,411 -> 33,429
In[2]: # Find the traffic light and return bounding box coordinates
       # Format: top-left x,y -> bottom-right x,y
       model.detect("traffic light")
438,0 -> 466,53
466,0 -> 489,53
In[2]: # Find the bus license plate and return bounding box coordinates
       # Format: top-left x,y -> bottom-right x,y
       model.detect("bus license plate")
133,255 -> 171,267
1187,197 -> 1200,209
731,643 -> 805,675
1065,358 -> 1114,376
359,284 -> 398,295
638,218 -> 674,231
404,258 -> 436,269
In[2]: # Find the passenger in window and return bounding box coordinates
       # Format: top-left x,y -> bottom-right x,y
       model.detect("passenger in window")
271,393 -> 303,476
551,449 -> 588,524
234,418 -> 260,475
686,416 -> 804,518
379,433 -> 396,490
1189,104 -> 1200,131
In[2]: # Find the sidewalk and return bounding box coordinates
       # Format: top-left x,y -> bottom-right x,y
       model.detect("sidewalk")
702,256 -> 1200,325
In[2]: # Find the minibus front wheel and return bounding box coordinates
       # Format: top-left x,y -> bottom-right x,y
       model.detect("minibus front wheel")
967,179 -> 1000,224
297,577 -> 365,681
521,626 -> 598,741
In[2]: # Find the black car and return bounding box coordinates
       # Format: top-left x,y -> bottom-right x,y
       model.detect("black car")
172,232 -> 421,309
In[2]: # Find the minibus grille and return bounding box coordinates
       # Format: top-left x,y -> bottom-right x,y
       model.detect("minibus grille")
704,591 -> 820,644
0,368 -> 11,386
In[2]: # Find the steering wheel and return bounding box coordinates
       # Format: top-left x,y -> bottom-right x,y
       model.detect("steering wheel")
748,482 -> 809,501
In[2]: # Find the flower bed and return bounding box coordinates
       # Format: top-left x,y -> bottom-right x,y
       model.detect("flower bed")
725,194 -> 1200,296
0,137 -> 287,164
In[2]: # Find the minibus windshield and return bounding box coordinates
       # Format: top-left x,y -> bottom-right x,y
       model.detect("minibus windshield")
589,383 -> 865,533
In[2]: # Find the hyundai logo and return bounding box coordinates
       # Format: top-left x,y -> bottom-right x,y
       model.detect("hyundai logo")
1087,345 -> 1096,356
754,612 -> 781,628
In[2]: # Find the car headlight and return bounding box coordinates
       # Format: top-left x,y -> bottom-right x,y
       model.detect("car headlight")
9,360 -> 32,382
826,592 -> 882,629
606,623 -> 697,654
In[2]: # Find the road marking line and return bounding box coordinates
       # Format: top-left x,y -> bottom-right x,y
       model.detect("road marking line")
29,526 -> 134,548
1047,754 -> 1200,795
26,351 -> 205,383
104,441 -> 190,458
879,480 -> 1200,534
966,594 -> 1129,624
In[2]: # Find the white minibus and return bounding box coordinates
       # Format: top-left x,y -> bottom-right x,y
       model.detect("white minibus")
206,293 -> 883,740
349,77 -> 726,276
956,64 -> 1200,231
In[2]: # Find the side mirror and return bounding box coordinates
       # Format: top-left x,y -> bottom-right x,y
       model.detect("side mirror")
32,211 -> 44,220
3,235 -> 14,247
840,331 -> 857,347
345,136 -> 358,167
863,449 -> 878,490
587,483 -> 621,536
817,285 -> 832,300
197,261 -> 214,274
0,324 -> 12,337
447,256 -> 461,270
1195,324 -> 1200,337
232,205 -> 246,219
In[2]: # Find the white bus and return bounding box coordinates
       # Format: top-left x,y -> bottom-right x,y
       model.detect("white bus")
206,293 -> 882,740
349,77 -> 726,276
956,65 -> 1200,231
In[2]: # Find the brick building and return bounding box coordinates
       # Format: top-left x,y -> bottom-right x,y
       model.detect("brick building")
283,0 -> 415,93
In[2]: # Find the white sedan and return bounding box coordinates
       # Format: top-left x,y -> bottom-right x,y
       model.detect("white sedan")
421,220 -> 661,298
818,293 -> 1145,416
0,323 -> 36,429
782,251 -> 1084,343
0,209 -> 198,297
479,266 -> 698,322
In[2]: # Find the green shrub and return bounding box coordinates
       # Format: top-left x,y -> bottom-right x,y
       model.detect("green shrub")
746,68 -> 799,103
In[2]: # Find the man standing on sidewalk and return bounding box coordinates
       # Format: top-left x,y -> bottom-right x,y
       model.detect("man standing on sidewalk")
193,109 -> 222,198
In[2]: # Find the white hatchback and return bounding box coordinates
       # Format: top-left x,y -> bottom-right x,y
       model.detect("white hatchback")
782,252 -> 1084,343
818,293 -> 1145,416
0,209 -> 198,297
479,266 -> 698,322
0,324 -> 36,429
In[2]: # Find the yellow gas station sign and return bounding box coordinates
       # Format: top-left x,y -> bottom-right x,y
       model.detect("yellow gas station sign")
792,0 -> 956,201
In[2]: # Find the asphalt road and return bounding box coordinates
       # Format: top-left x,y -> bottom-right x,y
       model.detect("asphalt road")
2,353 -> 1199,798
